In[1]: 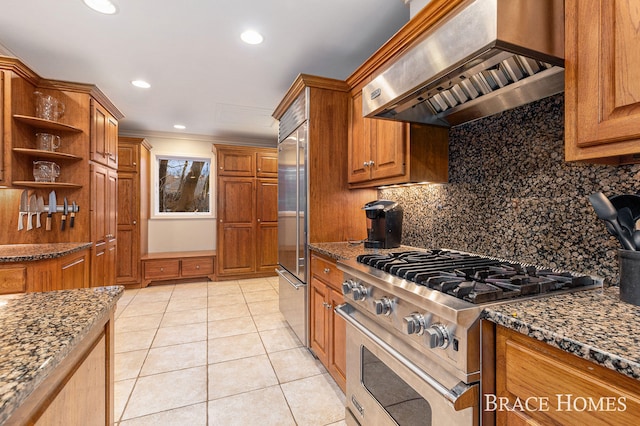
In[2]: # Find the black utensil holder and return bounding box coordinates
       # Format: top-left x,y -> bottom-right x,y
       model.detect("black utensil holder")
618,249 -> 640,306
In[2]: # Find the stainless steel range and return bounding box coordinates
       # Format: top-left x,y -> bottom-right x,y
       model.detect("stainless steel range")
336,249 -> 602,426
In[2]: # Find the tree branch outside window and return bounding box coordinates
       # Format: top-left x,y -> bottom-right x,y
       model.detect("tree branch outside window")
157,156 -> 211,213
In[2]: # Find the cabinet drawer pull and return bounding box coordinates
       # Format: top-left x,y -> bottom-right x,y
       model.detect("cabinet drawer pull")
196,265 -> 200,269
323,268 -> 330,274
160,267 -> 164,272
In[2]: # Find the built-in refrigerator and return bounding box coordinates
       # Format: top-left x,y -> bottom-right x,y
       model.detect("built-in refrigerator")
276,93 -> 308,346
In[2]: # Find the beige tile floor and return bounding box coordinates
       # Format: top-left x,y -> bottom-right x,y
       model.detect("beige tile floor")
114,277 -> 346,426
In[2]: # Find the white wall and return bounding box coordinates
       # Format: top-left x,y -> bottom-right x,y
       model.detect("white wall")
123,131 -> 275,253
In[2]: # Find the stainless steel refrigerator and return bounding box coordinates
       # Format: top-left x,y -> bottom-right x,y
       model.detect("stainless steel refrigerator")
276,93 -> 308,346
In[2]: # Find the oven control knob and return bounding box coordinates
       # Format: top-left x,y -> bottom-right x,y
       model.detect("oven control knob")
351,284 -> 368,301
403,313 -> 425,335
373,298 -> 392,316
425,323 -> 450,349
341,279 -> 357,295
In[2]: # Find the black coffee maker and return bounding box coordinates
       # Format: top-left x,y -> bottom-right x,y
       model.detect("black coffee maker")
363,200 -> 403,248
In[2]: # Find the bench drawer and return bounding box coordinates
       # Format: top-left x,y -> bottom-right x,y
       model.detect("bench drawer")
181,257 -> 214,277
143,259 -> 180,280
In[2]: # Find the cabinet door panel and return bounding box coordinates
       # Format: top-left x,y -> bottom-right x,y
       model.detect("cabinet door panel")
371,120 -> 405,180
566,0 -> 640,161
256,152 -> 278,178
348,90 -> 372,183
256,179 -> 278,223
218,150 -> 255,176
218,178 -> 254,224
91,163 -> 108,242
218,225 -> 255,274
256,223 -> 278,272
90,100 -> 108,165
60,252 -> 88,290
329,287 -> 346,391
309,277 -> 329,365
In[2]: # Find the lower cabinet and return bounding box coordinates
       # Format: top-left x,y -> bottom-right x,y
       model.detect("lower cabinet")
309,251 -> 346,392
495,325 -> 640,425
0,248 -> 89,294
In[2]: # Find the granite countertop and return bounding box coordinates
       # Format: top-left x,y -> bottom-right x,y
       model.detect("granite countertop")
0,242 -> 92,263
308,241 -> 415,260
0,286 -> 123,423
483,286 -> 640,381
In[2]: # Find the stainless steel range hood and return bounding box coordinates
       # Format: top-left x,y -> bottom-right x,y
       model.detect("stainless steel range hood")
362,0 -> 564,127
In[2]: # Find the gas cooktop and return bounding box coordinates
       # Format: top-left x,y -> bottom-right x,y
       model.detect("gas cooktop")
356,249 -> 598,304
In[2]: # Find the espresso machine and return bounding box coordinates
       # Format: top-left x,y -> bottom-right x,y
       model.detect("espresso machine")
363,200 -> 403,248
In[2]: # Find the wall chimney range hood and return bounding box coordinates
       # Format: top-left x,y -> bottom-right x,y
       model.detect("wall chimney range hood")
363,0 -> 564,127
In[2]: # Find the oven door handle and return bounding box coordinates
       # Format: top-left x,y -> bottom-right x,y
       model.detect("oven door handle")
335,304 -> 478,411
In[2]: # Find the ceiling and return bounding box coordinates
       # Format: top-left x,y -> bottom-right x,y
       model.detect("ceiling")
0,0 -> 410,143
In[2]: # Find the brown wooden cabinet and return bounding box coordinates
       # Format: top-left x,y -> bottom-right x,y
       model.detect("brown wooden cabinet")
90,99 -> 118,169
214,144 -> 278,279
91,162 -> 117,287
0,70 -> 5,184
0,247 -> 89,293
309,251 -> 346,392
494,324 -> 640,425
565,0 -> 640,164
116,137 -> 151,288
348,82 -> 448,188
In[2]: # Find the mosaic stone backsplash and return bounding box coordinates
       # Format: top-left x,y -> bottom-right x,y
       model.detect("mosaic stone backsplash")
379,94 -> 640,285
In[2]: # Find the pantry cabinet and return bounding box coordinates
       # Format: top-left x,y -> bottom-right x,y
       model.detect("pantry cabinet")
309,251 -> 346,392
565,0 -> 640,163
116,137 -> 151,288
494,325 -> 640,425
91,163 -> 117,287
214,144 -> 278,279
1,70 -> 5,183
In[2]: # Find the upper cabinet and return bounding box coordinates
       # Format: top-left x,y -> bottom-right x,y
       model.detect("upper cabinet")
345,1 -> 458,187
90,99 -> 118,168
565,0 -> 640,163
348,82 -> 448,188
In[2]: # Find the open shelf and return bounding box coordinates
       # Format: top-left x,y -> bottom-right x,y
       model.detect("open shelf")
13,148 -> 83,161
12,181 -> 83,189
13,115 -> 83,133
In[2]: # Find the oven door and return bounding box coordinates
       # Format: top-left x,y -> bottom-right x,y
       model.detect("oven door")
335,304 -> 478,426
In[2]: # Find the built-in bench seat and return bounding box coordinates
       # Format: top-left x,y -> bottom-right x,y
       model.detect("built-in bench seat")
140,250 -> 216,287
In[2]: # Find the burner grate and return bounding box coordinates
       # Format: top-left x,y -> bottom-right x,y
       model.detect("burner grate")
357,250 -> 595,304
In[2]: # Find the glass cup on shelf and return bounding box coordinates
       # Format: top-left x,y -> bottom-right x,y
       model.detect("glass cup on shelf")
34,91 -> 65,121
33,161 -> 60,182
36,133 -> 61,151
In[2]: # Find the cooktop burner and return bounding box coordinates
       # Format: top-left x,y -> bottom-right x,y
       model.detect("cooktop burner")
357,249 -> 596,304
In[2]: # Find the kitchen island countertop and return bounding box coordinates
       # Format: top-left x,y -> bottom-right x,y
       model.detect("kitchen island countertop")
483,286 -> 640,381
0,242 -> 92,263
0,286 -> 123,423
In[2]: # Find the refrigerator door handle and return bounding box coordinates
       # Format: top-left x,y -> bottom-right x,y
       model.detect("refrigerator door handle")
276,268 -> 305,289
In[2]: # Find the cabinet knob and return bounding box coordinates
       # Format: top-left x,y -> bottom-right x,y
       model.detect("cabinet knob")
257,219 -> 261,222
133,162 -> 137,166
363,161 -> 368,167
257,168 -> 261,171
219,166 -> 224,170
133,220 -> 137,225
368,160 -> 375,166
160,267 -> 164,272
323,268 -> 330,274
196,265 -> 200,269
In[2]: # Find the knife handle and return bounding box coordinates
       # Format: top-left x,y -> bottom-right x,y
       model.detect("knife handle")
70,213 -> 75,228
46,215 -> 52,231
18,212 -> 24,231
27,213 -> 33,231
61,214 -> 67,231
36,213 -> 42,229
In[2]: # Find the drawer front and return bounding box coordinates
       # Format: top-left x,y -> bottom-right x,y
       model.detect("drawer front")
0,267 -> 27,294
311,254 -> 342,290
144,259 -> 180,279
181,257 -> 214,277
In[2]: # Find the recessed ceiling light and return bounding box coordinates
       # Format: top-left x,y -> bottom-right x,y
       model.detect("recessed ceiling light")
83,0 -> 118,15
173,124 -> 186,130
131,80 -> 151,89
241,30 -> 264,45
